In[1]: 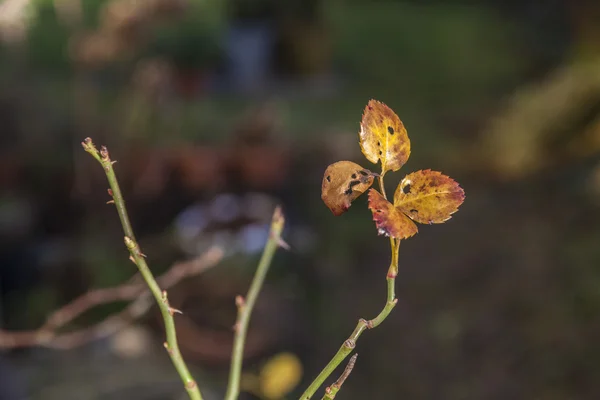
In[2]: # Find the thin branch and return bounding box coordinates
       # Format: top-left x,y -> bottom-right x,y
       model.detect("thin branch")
0,247 -> 223,349
81,138 -> 203,400
224,207 -> 286,400
321,354 -> 358,400
298,172 -> 400,400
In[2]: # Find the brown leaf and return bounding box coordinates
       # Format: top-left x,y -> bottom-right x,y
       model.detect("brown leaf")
393,169 -> 465,224
359,100 -> 411,174
321,161 -> 375,216
368,189 -> 417,239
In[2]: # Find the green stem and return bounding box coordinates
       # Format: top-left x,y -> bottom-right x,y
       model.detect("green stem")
82,138 -> 203,400
224,207 -> 286,400
299,286 -> 397,399
299,241 -> 399,400
299,169 -> 401,400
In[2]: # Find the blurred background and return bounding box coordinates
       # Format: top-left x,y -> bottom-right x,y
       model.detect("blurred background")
1,0 -> 600,399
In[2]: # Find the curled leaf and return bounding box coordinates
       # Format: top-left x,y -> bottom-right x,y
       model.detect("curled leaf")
368,189 -> 417,239
322,161 -> 375,216
359,99 -> 411,174
393,169 -> 465,224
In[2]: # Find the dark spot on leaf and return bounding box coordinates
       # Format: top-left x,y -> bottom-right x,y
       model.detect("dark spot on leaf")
344,180 -> 361,196
403,184 -> 411,194
388,126 -> 394,135
379,150 -> 383,155
410,209 -> 418,214
377,141 -> 381,146
326,175 -> 331,182
358,170 -> 369,176
348,180 -> 361,189
376,209 -> 382,213
351,173 -> 357,179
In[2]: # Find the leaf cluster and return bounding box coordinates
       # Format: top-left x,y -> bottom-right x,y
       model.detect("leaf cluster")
321,100 -> 465,239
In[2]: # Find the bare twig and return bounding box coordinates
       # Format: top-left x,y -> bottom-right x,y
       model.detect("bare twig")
0,247 -> 223,349
81,138 -> 203,400
224,207 -> 286,400
321,354 -> 358,400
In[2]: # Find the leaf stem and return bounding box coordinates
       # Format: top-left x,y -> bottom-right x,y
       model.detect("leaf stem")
378,175 -> 387,200
82,138 -> 203,400
377,174 -> 399,278
224,207 -> 286,400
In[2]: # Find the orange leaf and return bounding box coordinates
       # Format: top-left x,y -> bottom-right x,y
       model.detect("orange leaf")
359,100 -> 410,174
321,161 -> 375,216
368,189 -> 417,239
393,170 -> 465,224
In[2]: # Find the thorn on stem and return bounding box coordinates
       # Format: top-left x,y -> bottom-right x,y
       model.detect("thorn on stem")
128,255 -> 135,264
277,236 -> 291,251
106,200 -> 115,204
139,252 -> 147,258
235,295 -> 245,309
163,342 -> 173,354
169,307 -> 183,316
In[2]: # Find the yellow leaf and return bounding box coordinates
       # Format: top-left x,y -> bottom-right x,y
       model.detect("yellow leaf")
259,352 -> 303,400
368,189 -> 418,239
393,169 -> 465,224
321,161 -> 375,216
359,100 -> 411,174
